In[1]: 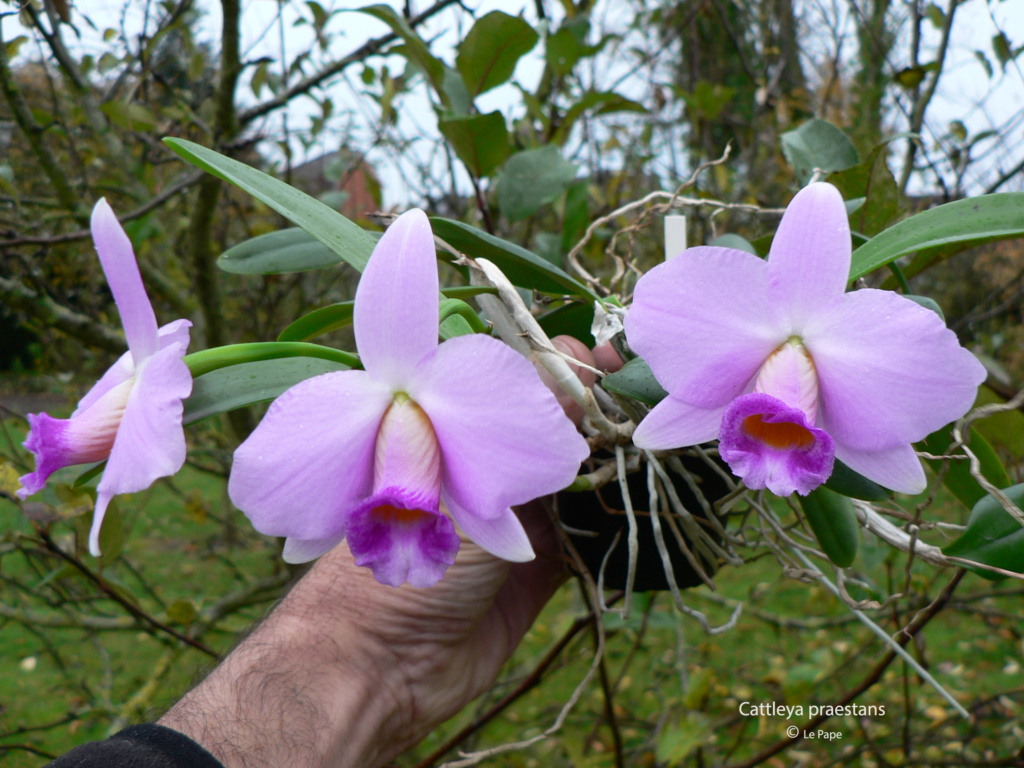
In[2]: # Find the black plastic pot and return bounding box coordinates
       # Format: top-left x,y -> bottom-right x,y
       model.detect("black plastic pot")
556,455 -> 730,591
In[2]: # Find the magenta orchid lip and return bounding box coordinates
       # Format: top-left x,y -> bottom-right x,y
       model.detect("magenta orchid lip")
18,200 -> 193,555
227,209 -> 590,587
625,182 -> 987,496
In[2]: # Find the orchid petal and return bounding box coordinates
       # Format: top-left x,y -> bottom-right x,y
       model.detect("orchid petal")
412,334 -> 589,520
353,209 -> 439,388
346,492 -> 459,587
766,183 -> 851,330
98,343 -> 192,501
445,497 -> 534,562
808,288 -> 987,450
834,441 -> 926,495
632,395 -> 724,450
157,319 -> 192,353
282,534 -> 347,564
74,320 -> 191,417
625,247 -> 783,408
88,491 -> 114,557
229,371 -> 392,541
91,199 -> 159,364
72,353 -> 135,418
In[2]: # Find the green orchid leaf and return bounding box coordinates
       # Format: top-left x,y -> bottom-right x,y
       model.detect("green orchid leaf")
496,146 -> 580,222
438,298 -> 490,336
972,386 -> 1024,458
438,313 -> 474,340
219,227 -> 381,275
943,482 -> 1024,581
277,286 -> 496,343
799,486 -> 859,568
904,294 -> 944,320
602,357 -> 667,407
850,192 -> 1024,281
456,11 -> 538,97
184,357 -> 350,424
823,460 -> 890,501
429,216 -> 597,299
781,119 -> 859,186
278,303 -> 354,343
920,426 -> 1011,509
164,138 -> 378,272
438,111 -> 511,178
72,462 -> 106,488
184,342 -> 360,379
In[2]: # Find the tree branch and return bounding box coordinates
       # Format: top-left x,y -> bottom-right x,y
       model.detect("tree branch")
0,22 -> 86,223
237,0 -> 460,127
897,0 -> 960,194
0,274 -> 126,354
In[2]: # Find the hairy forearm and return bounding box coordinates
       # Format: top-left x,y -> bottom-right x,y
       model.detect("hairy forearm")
157,513 -> 564,768
159,574 -> 412,768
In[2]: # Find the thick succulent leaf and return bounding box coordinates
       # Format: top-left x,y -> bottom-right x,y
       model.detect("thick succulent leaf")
164,139 -> 377,272
219,228 -> 381,275
184,358 -> 350,424
707,233 -> 758,255
823,460 -> 890,501
943,482 -> 1024,580
278,286 -> 496,343
920,426 -> 1011,509
602,357 -> 668,407
850,193 -> 1024,281
799,486 -> 859,567
430,217 -> 597,299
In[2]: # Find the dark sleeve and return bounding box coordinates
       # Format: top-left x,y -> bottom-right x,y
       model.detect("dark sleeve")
44,723 -> 225,768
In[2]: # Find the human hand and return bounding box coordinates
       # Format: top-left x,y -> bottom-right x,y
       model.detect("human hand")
159,501 -> 566,768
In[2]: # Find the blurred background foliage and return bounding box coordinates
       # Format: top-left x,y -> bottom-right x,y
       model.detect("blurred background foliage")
1,0 -> 1023,765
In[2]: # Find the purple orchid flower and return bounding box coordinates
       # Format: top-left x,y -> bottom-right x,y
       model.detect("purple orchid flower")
625,182 -> 986,496
228,209 -> 590,588
18,200 -> 193,555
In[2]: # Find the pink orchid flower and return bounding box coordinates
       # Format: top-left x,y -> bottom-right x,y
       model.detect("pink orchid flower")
625,182 -> 986,496
18,200 -> 193,555
228,209 -> 590,588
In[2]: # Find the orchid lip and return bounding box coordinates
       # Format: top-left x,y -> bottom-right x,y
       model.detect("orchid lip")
372,503 -> 431,527
719,392 -> 835,497
742,413 -> 815,449
346,487 -> 460,588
